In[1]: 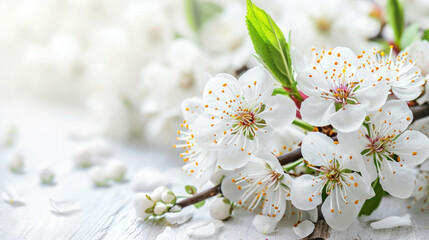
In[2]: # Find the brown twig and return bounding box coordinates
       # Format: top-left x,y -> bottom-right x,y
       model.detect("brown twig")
176,185 -> 221,208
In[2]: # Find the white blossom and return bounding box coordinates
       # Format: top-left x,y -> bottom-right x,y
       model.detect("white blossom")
194,66 -> 296,169
297,47 -> 389,132
221,150 -> 292,221
358,47 -> 425,101
338,100 -> 429,198
133,193 -> 155,219
106,159 -> 127,182
291,132 -> 374,230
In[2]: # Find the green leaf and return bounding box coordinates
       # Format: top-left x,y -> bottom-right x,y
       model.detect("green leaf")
185,185 -> 197,195
400,23 -> 420,49
193,200 -> 206,209
246,0 -> 294,86
423,29 -> 429,41
386,0 -> 404,46
272,87 -> 289,96
359,179 -> 385,216
185,0 -> 222,33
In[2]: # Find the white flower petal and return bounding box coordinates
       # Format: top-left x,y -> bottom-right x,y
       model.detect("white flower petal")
301,132 -> 335,166
165,207 -> 195,225
186,220 -> 224,238
239,66 -> 274,103
252,215 -> 277,235
330,104 -> 366,132
379,158 -> 415,199
355,82 -> 389,111
217,148 -> 249,170
387,131 -> 429,166
293,220 -> 315,238
290,174 -> 324,210
300,96 -> 335,126
321,187 -> 358,231
259,95 -> 296,130
181,98 -> 205,124
370,214 -> 412,229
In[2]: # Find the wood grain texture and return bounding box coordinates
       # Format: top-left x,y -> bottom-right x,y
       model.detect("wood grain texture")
1,102 -> 429,240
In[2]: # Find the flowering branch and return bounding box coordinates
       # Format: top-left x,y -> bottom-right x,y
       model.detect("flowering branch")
174,103 -> 429,210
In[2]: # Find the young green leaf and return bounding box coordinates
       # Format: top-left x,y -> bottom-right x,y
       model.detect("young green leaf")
193,200 -> 206,209
184,0 -> 222,33
423,29 -> 429,41
400,23 -> 420,49
185,185 -> 198,195
358,180 -> 385,216
386,0 -> 404,46
246,0 -> 294,87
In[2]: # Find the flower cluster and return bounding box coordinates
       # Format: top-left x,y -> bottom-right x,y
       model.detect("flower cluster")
137,0 -> 429,237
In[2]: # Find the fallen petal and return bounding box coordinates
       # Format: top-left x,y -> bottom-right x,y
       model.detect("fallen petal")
165,207 -> 195,225
186,220 -> 224,238
156,227 -> 175,240
370,214 -> 412,229
49,199 -> 81,216
293,220 -> 315,238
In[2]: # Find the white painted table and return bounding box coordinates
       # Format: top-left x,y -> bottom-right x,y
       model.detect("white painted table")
0,100 -> 428,239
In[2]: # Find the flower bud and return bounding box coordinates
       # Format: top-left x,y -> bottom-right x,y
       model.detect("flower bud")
209,197 -> 232,220
7,152 -> 24,173
133,193 -> 154,219
161,190 -> 176,204
106,159 -> 127,181
153,202 -> 168,215
151,186 -> 168,202
90,166 -> 109,187
39,167 -> 55,184
210,168 -> 226,185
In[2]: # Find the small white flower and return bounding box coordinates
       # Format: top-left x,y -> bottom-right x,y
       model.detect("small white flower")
297,47 -> 389,132
39,166 -> 55,184
153,202 -> 168,216
2,191 -> 25,206
7,152 -> 24,173
194,66 -> 296,170
90,166 -> 109,187
252,215 -> 277,235
106,159 -> 127,182
209,197 -> 232,220
133,193 -> 155,219
338,100 -> 429,198
291,132 -> 374,230
161,190 -> 176,204
151,186 -> 168,202
221,150 -> 292,221
175,98 -> 218,184
358,47 -> 425,101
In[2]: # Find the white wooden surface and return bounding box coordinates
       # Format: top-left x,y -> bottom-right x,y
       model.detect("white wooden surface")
1,100 -> 429,240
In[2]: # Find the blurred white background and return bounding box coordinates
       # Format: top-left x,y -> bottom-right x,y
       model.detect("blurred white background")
0,0 -> 428,147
